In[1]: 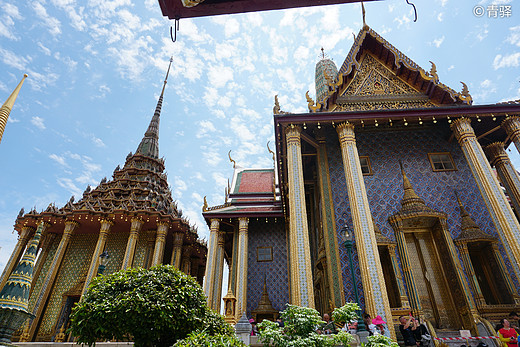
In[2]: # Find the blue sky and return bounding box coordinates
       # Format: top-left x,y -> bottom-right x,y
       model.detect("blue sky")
0,0 -> 519,270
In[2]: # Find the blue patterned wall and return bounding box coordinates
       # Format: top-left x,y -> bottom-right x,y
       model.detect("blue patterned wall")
326,124 -> 519,310
247,218 -> 289,316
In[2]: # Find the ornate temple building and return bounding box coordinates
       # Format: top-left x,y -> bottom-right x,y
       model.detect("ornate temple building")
203,24 -> 520,340
0,61 -> 207,342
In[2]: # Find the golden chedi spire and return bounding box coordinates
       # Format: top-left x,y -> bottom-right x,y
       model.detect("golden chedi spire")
454,192 -> 495,243
0,74 -> 28,143
399,161 -> 427,212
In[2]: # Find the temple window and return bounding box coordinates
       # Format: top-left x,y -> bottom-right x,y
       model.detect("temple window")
428,152 -> 456,171
359,156 -> 373,175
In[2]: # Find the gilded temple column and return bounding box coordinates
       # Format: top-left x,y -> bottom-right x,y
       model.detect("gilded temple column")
502,116 -> 520,154
31,232 -> 57,291
121,217 -> 144,269
391,220 -> 422,317
229,228 -> 239,296
451,118 -> 520,282
170,231 -> 184,269
151,222 -> 169,266
387,244 -> 410,308
235,217 -> 249,320
457,243 -> 486,308
485,142 -> 520,215
491,242 -> 520,304
336,122 -> 394,339
0,226 -> 34,291
28,220 -> 76,340
316,133 -> 345,308
204,219 -> 225,312
285,125 -> 315,308
81,219 -> 113,296
181,247 -> 191,275
144,230 -> 156,268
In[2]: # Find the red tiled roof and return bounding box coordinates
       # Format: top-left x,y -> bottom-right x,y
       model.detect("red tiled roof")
237,171 -> 274,194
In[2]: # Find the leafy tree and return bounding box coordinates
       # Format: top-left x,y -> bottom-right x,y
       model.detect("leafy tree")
257,304 -> 354,347
69,265 -> 232,347
332,302 -> 360,326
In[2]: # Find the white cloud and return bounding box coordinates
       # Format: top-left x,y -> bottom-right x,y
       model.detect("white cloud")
196,120 -> 216,138
33,2 -> 61,36
31,116 -> 46,130
431,36 -> 445,48
91,136 -> 105,147
49,154 -> 67,166
37,42 -> 51,56
0,3 -> 22,40
207,65 -> 234,88
437,12 -> 444,22
50,0 -> 86,31
56,178 -> 82,198
507,26 -> 520,47
493,52 -> 520,69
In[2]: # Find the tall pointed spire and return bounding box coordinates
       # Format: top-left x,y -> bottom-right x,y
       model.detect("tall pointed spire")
454,191 -> 494,242
0,74 -> 28,144
135,58 -> 173,158
399,161 -> 426,211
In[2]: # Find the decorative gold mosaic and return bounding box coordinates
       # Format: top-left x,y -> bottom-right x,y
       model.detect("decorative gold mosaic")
28,241 -> 58,312
38,233 -> 96,336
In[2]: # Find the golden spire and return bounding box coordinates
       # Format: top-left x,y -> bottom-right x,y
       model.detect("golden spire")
0,74 -> 28,143
399,161 -> 426,211
454,191 -> 495,242
228,150 -> 236,169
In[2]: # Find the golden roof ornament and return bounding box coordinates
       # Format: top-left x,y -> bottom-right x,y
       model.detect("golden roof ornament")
428,61 -> 439,83
228,150 -> 236,169
181,0 -> 205,8
202,196 -> 208,212
306,91 -> 315,109
458,81 -> 473,105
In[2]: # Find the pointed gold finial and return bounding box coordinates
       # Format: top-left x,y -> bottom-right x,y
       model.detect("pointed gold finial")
0,74 -> 28,144
361,1 -> 367,27
202,196 -> 208,211
459,81 -> 473,105
228,150 -> 236,169
267,141 -> 275,163
273,95 -> 281,115
429,61 -> 439,83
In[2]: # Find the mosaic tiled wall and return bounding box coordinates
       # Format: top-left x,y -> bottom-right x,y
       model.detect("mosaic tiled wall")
247,219 -> 289,316
38,233 -> 96,337
103,232 -> 129,274
325,125 -> 519,310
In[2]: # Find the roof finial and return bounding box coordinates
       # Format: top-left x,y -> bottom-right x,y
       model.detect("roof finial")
135,58 -> 173,158
0,74 -> 28,144
228,150 -> 236,169
361,1 -> 366,27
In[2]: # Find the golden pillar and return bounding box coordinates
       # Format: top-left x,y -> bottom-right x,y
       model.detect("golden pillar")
204,219 -> 225,312
28,220 -> 76,340
451,118 -> 520,282
121,217 -> 144,269
170,231 -> 184,269
31,232 -> 57,291
151,222 -> 169,266
336,122 -> 395,339
491,243 -> 520,305
285,125 -> 315,308
0,74 -> 27,143
502,116 -> 520,154
235,217 -> 249,320
457,243 -> 487,308
144,230 -> 156,268
486,142 -> 520,215
229,228 -> 239,296
0,226 -> 34,291
316,134 -> 346,308
181,247 -> 191,275
82,219 -> 113,296
388,244 -> 410,308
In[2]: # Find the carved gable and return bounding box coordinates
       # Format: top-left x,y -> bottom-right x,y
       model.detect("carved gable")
335,53 -> 436,112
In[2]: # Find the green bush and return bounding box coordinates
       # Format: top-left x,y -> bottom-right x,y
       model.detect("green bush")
69,265 -> 232,347
332,302 -> 360,325
364,334 -> 399,347
257,304 -> 354,347
173,331 -> 246,346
